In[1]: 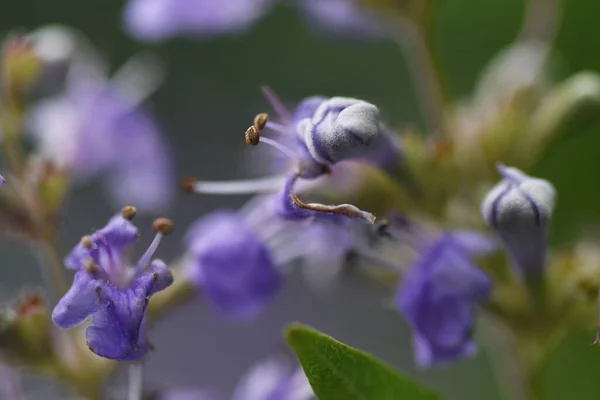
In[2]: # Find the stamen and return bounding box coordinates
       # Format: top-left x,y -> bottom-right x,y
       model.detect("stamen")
258,137 -> 296,160
261,85 -> 291,122
245,125 -> 260,146
253,113 -> 269,131
152,218 -> 174,235
288,174 -> 376,224
84,259 -> 100,276
81,235 -> 93,249
122,205 -> 137,220
265,121 -> 289,135
182,175 -> 286,195
136,232 -> 163,272
136,218 -> 172,272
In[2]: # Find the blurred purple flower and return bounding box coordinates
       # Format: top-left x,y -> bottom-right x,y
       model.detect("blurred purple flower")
396,232 -> 494,367
123,0 -> 386,42
298,0 -> 387,39
29,51 -> 173,212
183,210 -> 282,319
52,209 -> 173,360
162,357 -> 314,400
124,0 -> 276,42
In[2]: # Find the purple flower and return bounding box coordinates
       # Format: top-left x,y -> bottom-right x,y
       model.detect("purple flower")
162,357 -> 314,400
183,211 -> 282,319
29,46 -> 173,212
123,0 -> 386,42
186,93 -> 403,223
396,232 -> 494,367
52,207 -> 174,360
481,164 -> 556,279
124,0 -> 276,42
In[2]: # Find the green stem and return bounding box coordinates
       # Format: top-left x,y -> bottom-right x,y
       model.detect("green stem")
390,17 -> 448,135
519,0 -> 562,43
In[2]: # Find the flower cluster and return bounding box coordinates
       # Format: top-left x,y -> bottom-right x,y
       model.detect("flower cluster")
2,0 -> 600,399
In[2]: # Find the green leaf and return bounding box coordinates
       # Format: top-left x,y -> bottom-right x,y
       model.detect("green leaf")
285,323 -> 440,400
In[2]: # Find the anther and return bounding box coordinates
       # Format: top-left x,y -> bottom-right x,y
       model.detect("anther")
122,205 -> 137,220
153,218 -> 174,235
245,125 -> 260,146
253,113 -> 269,131
81,235 -> 93,249
181,177 -> 197,195
84,259 -> 99,275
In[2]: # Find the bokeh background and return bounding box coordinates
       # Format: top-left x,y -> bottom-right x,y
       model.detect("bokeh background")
2,0 -> 600,398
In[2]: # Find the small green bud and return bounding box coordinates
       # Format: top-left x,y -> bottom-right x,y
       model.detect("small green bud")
1,34 -> 42,99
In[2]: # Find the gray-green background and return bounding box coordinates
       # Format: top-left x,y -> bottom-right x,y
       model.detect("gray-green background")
2,0 -> 600,398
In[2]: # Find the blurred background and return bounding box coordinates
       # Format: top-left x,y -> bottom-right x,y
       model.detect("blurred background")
2,0 -> 600,398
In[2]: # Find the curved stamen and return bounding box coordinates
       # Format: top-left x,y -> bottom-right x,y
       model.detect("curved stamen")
265,121 -> 289,135
259,137 -> 296,160
288,174 -> 376,224
136,232 -> 162,273
261,85 -> 292,123
136,218 -> 173,273
183,175 -> 287,195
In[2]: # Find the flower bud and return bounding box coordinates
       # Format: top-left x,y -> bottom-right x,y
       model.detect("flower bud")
1,34 -> 42,99
481,164 -> 556,278
298,97 -> 381,165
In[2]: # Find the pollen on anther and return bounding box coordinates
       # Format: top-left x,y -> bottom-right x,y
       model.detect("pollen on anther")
85,260 -> 99,275
81,235 -> 93,249
253,113 -> 269,131
153,218 -> 174,235
181,177 -> 197,195
245,125 -> 260,146
122,205 -> 137,220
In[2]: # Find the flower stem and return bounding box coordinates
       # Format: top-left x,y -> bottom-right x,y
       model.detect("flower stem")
128,363 -> 144,400
390,18 -> 448,135
519,0 -> 562,43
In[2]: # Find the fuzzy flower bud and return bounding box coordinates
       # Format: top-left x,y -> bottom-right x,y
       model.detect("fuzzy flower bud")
298,97 -> 381,165
481,164 -> 556,278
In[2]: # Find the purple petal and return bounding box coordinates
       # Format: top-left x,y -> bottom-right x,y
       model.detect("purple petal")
64,214 -> 138,272
134,259 -> 174,296
292,96 -> 326,125
85,284 -> 150,360
52,271 -> 102,328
